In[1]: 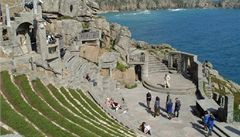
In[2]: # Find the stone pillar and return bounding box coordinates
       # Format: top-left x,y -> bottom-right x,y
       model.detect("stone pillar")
225,95 -> 234,123
35,19 -> 48,60
142,53 -> 149,79
168,54 -> 173,68
5,4 -> 10,27
33,0 -> 38,14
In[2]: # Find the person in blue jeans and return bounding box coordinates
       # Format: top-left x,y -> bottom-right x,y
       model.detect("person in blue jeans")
207,114 -> 215,136
166,99 -> 173,120
203,111 -> 210,131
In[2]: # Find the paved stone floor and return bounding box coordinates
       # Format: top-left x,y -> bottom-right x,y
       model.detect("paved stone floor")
118,84 -> 218,137
146,73 -> 196,91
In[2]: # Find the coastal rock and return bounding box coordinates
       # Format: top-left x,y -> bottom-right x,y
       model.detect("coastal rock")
93,17 -> 111,48
42,0 -> 98,17
95,0 -> 240,11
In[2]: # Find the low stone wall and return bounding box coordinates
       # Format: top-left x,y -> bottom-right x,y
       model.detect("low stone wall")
168,51 -> 206,98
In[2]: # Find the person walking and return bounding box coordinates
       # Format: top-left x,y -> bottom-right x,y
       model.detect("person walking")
174,98 -> 181,117
154,96 -> 160,117
203,111 -> 210,131
207,114 -> 215,136
166,99 -> 173,120
146,91 -> 152,109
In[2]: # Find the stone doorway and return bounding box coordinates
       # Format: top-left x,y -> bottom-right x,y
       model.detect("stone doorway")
16,22 -> 37,54
135,65 -> 142,81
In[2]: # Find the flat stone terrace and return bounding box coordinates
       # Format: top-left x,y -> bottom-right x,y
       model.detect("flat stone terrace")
143,72 -> 196,95
119,84 -> 217,137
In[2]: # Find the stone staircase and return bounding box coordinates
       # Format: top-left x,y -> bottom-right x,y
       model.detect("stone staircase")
60,50 -> 98,88
148,54 -> 169,74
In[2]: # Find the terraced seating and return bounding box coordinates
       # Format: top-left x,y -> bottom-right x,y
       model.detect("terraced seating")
0,71 -> 135,137
0,127 -> 13,135
0,71 -> 71,137
0,97 -> 41,137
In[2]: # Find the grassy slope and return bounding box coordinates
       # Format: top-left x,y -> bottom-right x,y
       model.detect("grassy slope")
14,75 -> 97,137
0,71 -> 72,137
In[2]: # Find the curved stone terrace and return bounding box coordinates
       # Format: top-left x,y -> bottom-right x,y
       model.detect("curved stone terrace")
143,72 -> 196,95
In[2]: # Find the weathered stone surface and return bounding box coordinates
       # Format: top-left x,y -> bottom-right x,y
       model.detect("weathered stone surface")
53,19 -> 82,47
42,0 -> 98,17
80,46 -> 100,63
93,17 -> 110,48
112,67 -> 135,86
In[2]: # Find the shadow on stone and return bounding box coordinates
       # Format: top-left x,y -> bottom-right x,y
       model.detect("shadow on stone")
225,126 -> 240,136
138,102 -> 153,115
138,102 -> 148,109
190,121 -> 207,137
157,83 -> 165,88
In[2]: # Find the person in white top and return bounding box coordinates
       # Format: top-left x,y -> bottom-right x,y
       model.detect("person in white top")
164,74 -> 171,88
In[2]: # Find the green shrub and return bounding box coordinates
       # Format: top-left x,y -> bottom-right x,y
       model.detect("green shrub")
82,22 -> 90,29
116,62 -> 128,72
125,83 -> 137,89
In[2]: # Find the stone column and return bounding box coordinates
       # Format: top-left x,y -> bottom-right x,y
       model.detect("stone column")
225,95 -> 234,123
36,19 -> 48,60
5,4 -> 10,27
168,54 -> 173,68
33,0 -> 38,14
142,53 -> 149,80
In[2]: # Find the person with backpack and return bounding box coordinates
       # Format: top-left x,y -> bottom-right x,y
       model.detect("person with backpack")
174,98 -> 181,117
207,114 -> 215,136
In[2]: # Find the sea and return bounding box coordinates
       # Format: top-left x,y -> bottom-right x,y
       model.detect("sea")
103,9 -> 240,84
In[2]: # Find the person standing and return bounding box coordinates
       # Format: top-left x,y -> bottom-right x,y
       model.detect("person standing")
146,91 -> 152,109
166,99 -> 173,120
166,93 -> 170,110
164,74 -> 171,88
174,98 -> 181,117
154,96 -> 160,117
207,114 -> 215,136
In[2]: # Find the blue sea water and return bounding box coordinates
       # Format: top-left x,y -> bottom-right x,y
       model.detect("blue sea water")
103,9 -> 240,84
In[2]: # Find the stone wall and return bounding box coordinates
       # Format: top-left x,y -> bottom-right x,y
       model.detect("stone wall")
213,92 -> 234,123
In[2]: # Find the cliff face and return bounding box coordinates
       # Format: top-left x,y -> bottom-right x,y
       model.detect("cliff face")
95,0 -> 240,11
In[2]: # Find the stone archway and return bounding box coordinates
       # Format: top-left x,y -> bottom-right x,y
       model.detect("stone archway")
16,22 -> 37,54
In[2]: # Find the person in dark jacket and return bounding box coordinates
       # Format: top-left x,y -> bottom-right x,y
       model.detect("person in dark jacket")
174,98 -> 181,117
146,91 -> 152,109
207,114 -> 215,136
154,96 -> 160,117
165,93 -> 170,110
166,99 -> 173,120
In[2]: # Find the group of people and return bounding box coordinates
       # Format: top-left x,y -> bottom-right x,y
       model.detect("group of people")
203,111 -> 215,137
146,92 -> 181,120
105,97 -> 122,111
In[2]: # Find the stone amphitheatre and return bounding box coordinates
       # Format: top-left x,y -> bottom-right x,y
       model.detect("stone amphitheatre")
0,0 -> 239,137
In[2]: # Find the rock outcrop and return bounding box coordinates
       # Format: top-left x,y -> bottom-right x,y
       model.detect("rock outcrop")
95,0 -> 240,11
